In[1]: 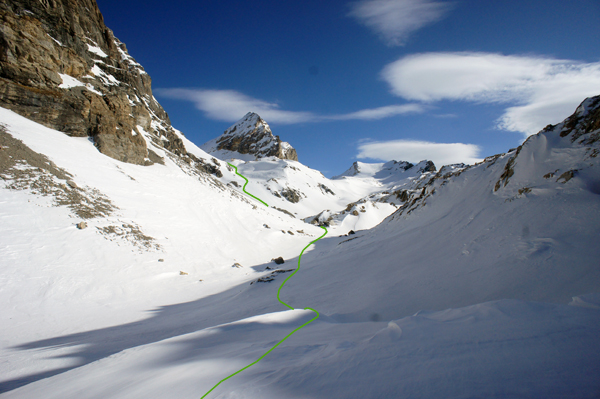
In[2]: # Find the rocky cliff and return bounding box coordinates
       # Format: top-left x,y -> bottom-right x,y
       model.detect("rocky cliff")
0,0 -> 214,171
201,112 -> 298,161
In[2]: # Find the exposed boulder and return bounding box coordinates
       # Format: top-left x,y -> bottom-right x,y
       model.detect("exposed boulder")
272,257 -> 284,265
281,187 -> 302,203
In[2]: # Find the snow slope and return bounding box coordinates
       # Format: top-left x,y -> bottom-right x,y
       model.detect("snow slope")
224,158 -> 439,236
0,107 -> 324,392
1,96 -> 600,398
3,298 -> 598,399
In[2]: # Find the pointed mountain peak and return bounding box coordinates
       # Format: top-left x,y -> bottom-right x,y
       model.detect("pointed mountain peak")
201,112 -> 298,161
223,112 -> 271,139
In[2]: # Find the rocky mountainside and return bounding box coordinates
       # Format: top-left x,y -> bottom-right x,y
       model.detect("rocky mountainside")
201,112 -> 298,161
0,0 -> 222,176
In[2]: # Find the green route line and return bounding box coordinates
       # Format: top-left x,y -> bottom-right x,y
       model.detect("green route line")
228,162 -> 269,207
201,171 -> 328,399
278,226 -> 328,310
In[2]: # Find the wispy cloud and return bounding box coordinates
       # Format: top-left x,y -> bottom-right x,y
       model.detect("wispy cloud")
348,0 -> 454,46
327,104 -> 425,120
357,139 -> 482,166
157,88 -> 423,123
381,52 -> 600,135
156,88 -> 314,124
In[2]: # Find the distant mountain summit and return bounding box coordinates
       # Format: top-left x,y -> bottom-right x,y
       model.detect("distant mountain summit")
201,112 -> 298,161
334,160 -> 435,179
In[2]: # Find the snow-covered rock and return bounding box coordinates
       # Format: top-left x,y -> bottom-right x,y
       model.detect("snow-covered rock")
201,112 -> 298,161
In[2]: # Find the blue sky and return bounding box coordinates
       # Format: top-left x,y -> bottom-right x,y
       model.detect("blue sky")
97,0 -> 600,176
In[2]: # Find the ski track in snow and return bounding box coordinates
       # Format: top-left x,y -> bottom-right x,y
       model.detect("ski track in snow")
201,168 -> 328,398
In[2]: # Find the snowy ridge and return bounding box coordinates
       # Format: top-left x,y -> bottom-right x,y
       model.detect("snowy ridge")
224,158 -> 438,235
332,160 -> 416,178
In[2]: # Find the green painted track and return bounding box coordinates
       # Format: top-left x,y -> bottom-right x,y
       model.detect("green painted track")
201,166 -> 328,398
228,163 -> 269,207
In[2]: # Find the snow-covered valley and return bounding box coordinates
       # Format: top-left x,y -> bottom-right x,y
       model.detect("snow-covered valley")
1,95 -> 600,397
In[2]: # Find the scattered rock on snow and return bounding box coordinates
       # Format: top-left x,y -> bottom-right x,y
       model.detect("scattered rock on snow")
557,170 -> 577,183
281,188 -> 302,203
76,221 -> 87,229
272,257 -> 285,265
251,268 -> 295,284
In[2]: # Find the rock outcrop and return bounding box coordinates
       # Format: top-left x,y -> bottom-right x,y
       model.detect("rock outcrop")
0,0 -> 208,169
202,112 -> 298,161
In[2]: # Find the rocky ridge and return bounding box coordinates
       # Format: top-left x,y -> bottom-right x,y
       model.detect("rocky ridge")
307,160 -> 441,228
0,0 -> 222,176
386,95 -> 600,220
201,112 -> 298,161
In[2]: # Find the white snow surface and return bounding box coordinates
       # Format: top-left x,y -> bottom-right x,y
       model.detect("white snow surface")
1,97 -> 600,398
90,64 -> 120,86
225,158 -> 436,235
58,73 -> 85,89
58,73 -> 103,96
86,44 -> 108,58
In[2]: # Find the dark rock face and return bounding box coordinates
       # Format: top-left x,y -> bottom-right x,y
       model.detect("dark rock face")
559,96 -> 600,144
281,187 -> 302,203
419,161 -> 436,173
272,257 -> 284,265
210,112 -> 298,161
0,0 -> 200,168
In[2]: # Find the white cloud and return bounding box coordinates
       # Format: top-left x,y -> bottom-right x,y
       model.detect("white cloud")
381,52 -> 600,135
327,103 -> 425,120
357,139 -> 482,166
157,88 -> 423,123
156,88 -> 314,124
348,0 -> 453,46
